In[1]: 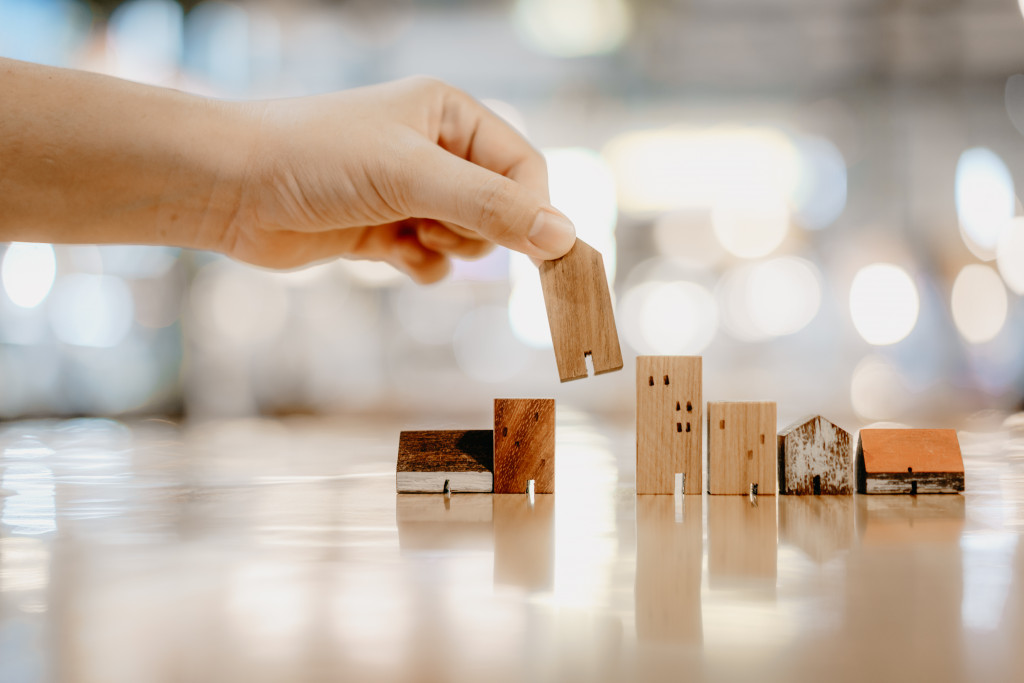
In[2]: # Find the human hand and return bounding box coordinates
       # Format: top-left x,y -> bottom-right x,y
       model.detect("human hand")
221,77 -> 577,283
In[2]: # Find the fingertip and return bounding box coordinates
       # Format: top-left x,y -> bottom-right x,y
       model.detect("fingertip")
527,207 -> 576,260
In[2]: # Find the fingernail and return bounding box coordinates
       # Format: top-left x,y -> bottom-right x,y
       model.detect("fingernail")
528,208 -> 576,259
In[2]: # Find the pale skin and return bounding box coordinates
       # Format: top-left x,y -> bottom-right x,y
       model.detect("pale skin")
0,57 -> 577,283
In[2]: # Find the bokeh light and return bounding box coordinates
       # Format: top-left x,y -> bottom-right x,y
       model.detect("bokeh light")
791,135 -> 848,230
621,281 -> 718,354
716,258 -> 822,341
108,0 -> 184,83
1,243 -> 56,309
951,264 -> 1008,344
955,147 -> 1015,260
604,126 -> 800,215
996,217 -> 1024,295
513,0 -> 631,58
48,274 -> 134,348
849,263 -> 920,346
850,355 -> 912,421
189,261 -> 289,347
711,190 -> 790,259
745,257 -> 823,337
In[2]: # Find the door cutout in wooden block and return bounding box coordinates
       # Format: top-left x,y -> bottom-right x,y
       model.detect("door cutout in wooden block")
396,430 -> 493,493
777,415 -> 852,495
539,239 -> 623,382
637,356 -> 702,495
494,398 -> 555,494
706,401 -> 777,495
856,429 -> 964,494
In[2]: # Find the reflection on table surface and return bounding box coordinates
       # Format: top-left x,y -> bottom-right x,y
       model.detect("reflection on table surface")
1,413 -> 1023,682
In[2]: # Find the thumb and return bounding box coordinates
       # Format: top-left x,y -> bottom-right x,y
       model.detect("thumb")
402,145 -> 576,260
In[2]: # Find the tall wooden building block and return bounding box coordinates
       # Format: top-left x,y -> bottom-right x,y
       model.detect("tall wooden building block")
636,356 -> 702,495
539,239 -> 623,382
706,401 -> 777,495
856,429 -> 964,494
493,399 -> 555,494
396,430 -> 493,493
777,415 -> 852,495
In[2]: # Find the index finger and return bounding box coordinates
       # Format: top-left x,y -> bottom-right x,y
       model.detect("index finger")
434,88 -> 550,202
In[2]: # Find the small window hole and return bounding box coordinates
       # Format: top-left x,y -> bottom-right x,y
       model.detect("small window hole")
664,375 -> 669,385
676,422 -> 682,432
911,481 -> 918,495
685,422 -> 691,433
720,420 -> 725,429
515,441 -> 520,448
686,401 -> 692,412
649,376 -> 654,386
676,401 -> 681,411
907,467 -> 913,474
747,450 -> 753,460
534,412 -> 539,421
502,427 -> 508,437
760,434 -> 765,445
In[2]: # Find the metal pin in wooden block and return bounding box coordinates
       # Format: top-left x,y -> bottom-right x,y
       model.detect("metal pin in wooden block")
777,415 -> 853,495
396,430 -> 493,493
855,429 -> 964,494
636,356 -> 702,495
539,239 -> 623,382
493,399 -> 555,494
706,401 -> 777,496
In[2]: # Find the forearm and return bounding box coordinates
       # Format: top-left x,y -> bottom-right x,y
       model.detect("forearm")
0,57 -> 253,250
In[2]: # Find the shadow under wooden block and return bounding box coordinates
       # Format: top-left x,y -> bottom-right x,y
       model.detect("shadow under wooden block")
493,494 -> 555,591
635,495 -> 703,644
395,494 -> 494,553
636,356 -> 702,495
707,496 -> 778,590
707,402 -> 777,495
539,238 -> 623,382
778,496 -> 855,564
494,398 -> 555,494
856,429 -> 965,494
856,494 -> 966,546
777,415 -> 852,495
396,429 -> 493,493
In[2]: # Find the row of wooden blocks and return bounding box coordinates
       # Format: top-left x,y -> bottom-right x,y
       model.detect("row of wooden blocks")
395,356 -> 965,496
397,399 -> 555,494
637,356 -> 965,495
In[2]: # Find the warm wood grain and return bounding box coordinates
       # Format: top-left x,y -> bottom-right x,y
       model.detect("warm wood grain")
855,428 -> 964,494
706,401 -> 777,495
396,430 -> 493,493
777,415 -> 852,495
539,238 -> 623,382
493,399 -> 555,494
636,356 -> 702,494
635,496 -> 703,643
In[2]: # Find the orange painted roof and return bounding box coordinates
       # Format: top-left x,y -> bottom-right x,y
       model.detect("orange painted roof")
860,429 -> 963,474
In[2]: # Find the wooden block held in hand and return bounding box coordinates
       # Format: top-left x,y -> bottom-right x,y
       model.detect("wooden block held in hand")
856,429 -> 964,494
539,239 -> 623,382
493,398 -> 555,493
706,401 -> 777,495
777,415 -> 852,495
636,356 -> 703,495
396,430 -> 493,493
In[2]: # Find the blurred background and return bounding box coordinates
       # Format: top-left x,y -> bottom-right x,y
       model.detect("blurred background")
2,0 -> 1024,426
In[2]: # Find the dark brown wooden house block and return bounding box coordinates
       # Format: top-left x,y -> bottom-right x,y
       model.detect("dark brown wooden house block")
396,430 -> 493,493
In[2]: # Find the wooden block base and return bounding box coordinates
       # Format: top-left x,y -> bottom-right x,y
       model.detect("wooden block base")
396,430 -> 493,493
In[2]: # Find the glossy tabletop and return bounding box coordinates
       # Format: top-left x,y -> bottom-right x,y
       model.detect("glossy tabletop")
2,412 -> 1023,683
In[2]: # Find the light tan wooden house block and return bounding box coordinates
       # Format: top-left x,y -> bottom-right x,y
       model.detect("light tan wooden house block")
636,356 -> 702,495
706,401 -> 777,495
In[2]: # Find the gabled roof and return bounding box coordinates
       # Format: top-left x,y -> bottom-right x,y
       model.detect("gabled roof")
859,429 -> 963,473
778,414 -> 848,438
